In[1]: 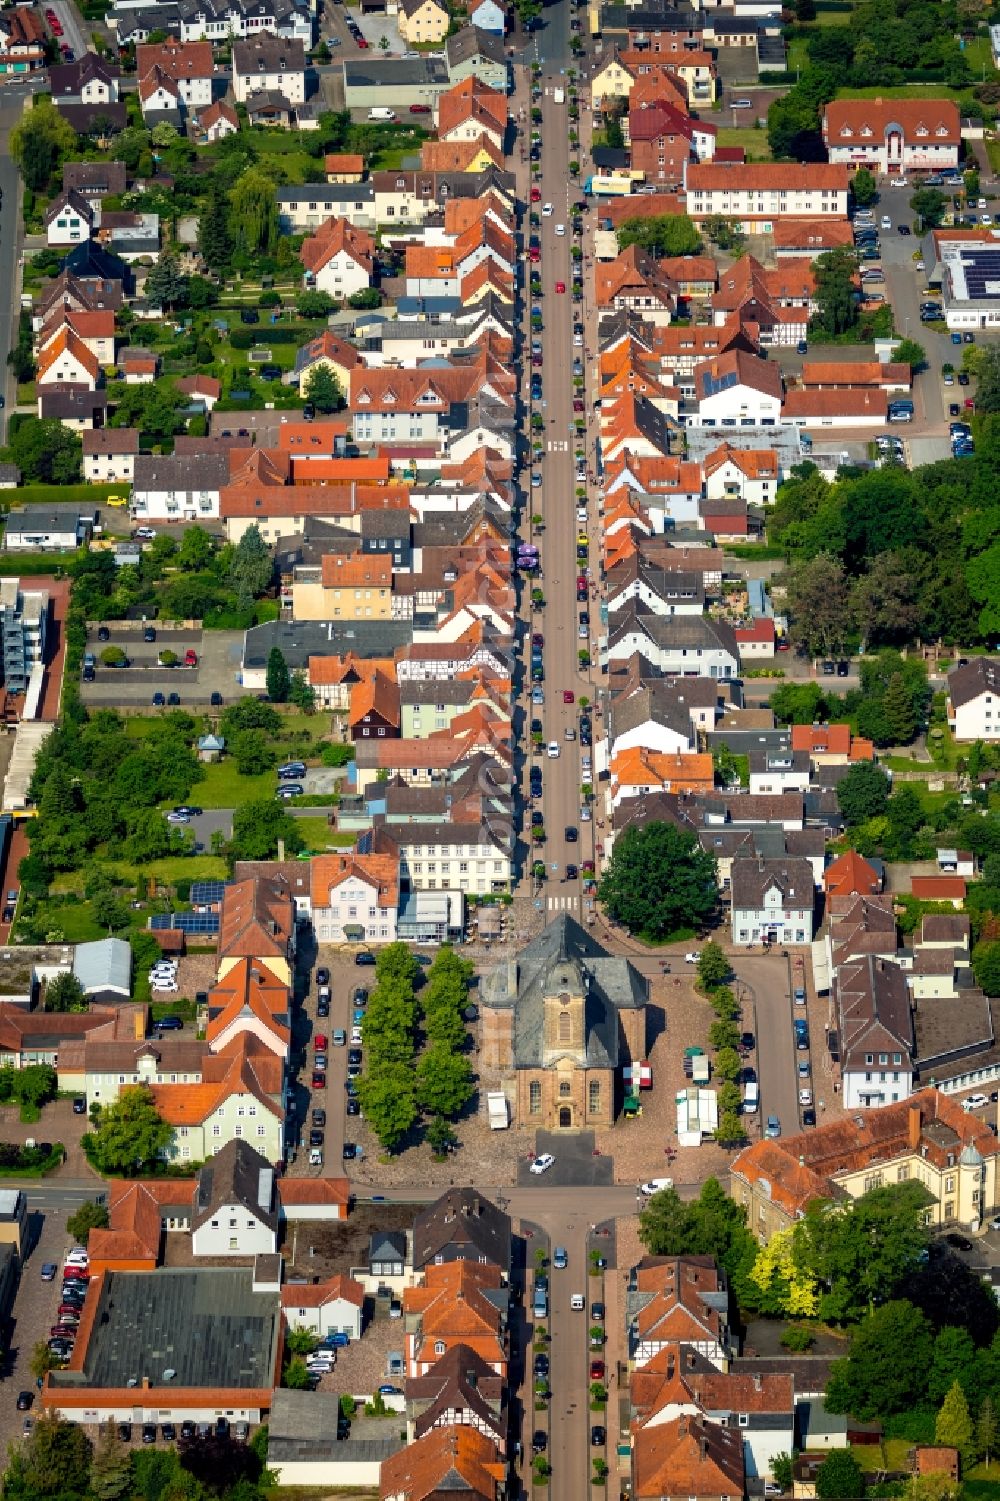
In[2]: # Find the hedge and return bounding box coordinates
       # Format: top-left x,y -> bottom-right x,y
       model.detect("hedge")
6,484 -> 132,506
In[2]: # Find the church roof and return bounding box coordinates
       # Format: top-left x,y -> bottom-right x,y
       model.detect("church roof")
481,914 -> 646,1070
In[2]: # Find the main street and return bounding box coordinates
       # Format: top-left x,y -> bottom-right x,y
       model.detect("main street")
526,47 -> 598,936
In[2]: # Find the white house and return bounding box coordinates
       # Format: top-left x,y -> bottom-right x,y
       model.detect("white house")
689,350 -> 783,429
82,428 -> 139,483
747,750 -> 811,796
136,40 -> 214,109
300,216 -> 374,300
131,452 -> 230,522
947,657 -> 1000,743
36,329 -> 100,391
310,853 -> 399,947
45,189 -> 96,247
730,857 -> 815,946
702,443 -> 781,507
606,610 -> 740,680
281,1274 -> 365,1340
232,34 -> 306,103
684,163 -> 851,231
836,956 -> 915,1111
468,0 -> 505,31
822,98 -> 960,176
190,1139 -> 279,1258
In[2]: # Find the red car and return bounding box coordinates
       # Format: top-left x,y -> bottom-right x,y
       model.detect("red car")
555,281 -> 566,293
184,649 -> 198,667
409,103 -> 430,113
314,1034 -> 328,1051
590,1360 -> 605,1381
311,1071 -> 326,1090
531,187 -> 541,202
356,35 -> 368,45
562,690 -> 574,704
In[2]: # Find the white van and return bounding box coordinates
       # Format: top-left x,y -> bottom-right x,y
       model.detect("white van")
743,1081 -> 760,1113
368,107 -> 396,121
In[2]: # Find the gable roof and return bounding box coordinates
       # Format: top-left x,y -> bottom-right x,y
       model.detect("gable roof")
413,1187 -> 512,1275
218,876 -> 294,963
204,959 -> 291,1051
193,1137 -> 278,1231
37,327 -> 101,383
633,1414 -> 744,1500
300,215 -> 375,277
380,1424 -> 506,1501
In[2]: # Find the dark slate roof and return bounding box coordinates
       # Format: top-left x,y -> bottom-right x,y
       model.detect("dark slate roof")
48,1267 -> 280,1391
481,914 -> 646,1070
445,24 -> 506,67
243,619 -> 411,672
413,1187 -> 511,1275
193,1138 -> 278,1233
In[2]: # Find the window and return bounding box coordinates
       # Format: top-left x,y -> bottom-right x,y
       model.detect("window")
559,1080 -> 571,1097
434,1340 -> 445,1355
558,1010 -> 571,1044
529,1081 -> 541,1114
589,1080 -> 600,1113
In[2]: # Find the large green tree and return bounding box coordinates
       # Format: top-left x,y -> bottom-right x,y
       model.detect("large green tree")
88,1421 -> 132,1501
599,822 -> 717,940
13,1412 -> 93,1497
3,417 -> 82,485
826,1300 -> 934,1421
44,972 -> 87,1013
815,1450 -> 865,1500
10,99 -> 78,191
416,1043 -> 473,1119
229,167 -> 279,255
304,364 -> 343,414
229,524 -> 273,604
82,1085 -> 173,1174
66,1200 -> 110,1245
935,1380 -> 975,1468
266,647 -> 290,703
199,187 -> 234,270
229,799 -> 304,861
811,246 -> 860,337
356,1061 -> 419,1153
836,761 -> 890,827
144,253 -> 189,310
795,1182 -> 931,1325
616,215 -> 701,257
638,1178 -> 758,1291
852,167 -> 877,206
785,552 -> 852,657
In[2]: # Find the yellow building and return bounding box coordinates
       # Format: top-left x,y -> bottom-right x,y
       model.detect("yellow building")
591,47 -> 636,106
397,0 -> 450,44
730,1088 -> 1000,1239
291,554 -> 394,622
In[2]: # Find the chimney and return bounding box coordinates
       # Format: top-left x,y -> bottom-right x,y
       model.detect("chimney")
908,1102 -> 922,1150
753,1375 -> 762,1392
667,1352 -> 674,1379
142,1376 -> 151,1389
700,1436 -> 708,1460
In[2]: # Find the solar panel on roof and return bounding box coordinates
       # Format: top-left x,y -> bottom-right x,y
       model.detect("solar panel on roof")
190,881 -> 227,905
149,913 -> 221,934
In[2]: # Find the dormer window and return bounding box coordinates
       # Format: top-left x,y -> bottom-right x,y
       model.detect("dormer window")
915,124 -> 928,136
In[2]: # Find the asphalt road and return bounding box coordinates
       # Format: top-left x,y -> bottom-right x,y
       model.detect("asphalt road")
544,1217 -> 593,1501
878,212 -> 948,435
0,99 -> 24,442
734,953 -> 803,1138
526,58 -> 599,931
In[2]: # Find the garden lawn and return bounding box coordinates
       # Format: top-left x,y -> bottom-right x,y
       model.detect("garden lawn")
836,84 -> 968,99
293,817 -> 356,850
716,126 -> 773,159
191,760 -> 276,808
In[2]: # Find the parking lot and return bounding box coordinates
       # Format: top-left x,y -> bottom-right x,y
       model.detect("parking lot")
79,627 -> 245,708
0,1209 -> 77,1452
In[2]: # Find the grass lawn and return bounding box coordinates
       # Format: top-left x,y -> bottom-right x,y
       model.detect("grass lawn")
717,126 -> 773,160
293,817 -> 356,850
964,1462 -> 1000,1499
987,138 -> 1000,175
836,84 -> 967,98
50,854 -> 228,893
29,899 -> 107,943
192,760 -> 276,809
962,34 -> 997,78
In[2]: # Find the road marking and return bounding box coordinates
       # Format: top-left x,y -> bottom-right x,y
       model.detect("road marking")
546,440 -> 569,452
546,895 -> 579,911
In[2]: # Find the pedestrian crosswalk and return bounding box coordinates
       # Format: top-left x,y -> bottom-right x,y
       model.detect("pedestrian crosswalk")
546,894 -> 579,912
546,440 -> 569,452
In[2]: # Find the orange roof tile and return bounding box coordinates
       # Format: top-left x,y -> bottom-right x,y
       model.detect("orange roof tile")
37,327 -> 100,383
320,554 -> 393,590
311,851 -> 399,910
380,1424 -> 506,1501
300,215 -> 375,277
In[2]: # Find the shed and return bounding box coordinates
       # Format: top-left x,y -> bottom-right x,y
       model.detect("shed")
197,733 -> 226,763
73,937 -> 132,1001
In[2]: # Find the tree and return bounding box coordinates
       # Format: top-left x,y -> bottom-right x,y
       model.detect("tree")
797,1183 -> 931,1326
826,1300 -> 934,1421
767,87 -> 824,161
67,1200 -> 110,1245
702,215 -> 745,252
297,290 -> 336,319
427,1115 -> 458,1155
357,1062 -> 419,1152
229,167 -> 279,254
709,1018 -> 740,1051
266,647 -> 290,703
229,799 -> 304,861
881,671 -> 918,744
910,187 -> 947,229
936,1380 -> 975,1469
198,187 -> 233,271
616,214 -> 701,257
305,364 -> 343,413
852,551 -> 925,648
852,167 -> 877,206
893,338 -> 926,373
284,1357 -> 312,1389
773,1454 -> 795,1491
29,1342 -> 61,1382
973,942 -> 1000,997
228,524 -> 273,605
416,1043 -> 473,1119
15,1063 -> 57,1108
288,671 -> 316,713
10,99 -> 78,190
770,682 -> 831,726
144,253 -> 188,310
697,941 -> 730,990
978,1395 -> 998,1466
785,553 -> 852,656
15,1412 -> 93,1495
348,287 -> 381,309
815,1450 -> 865,1500
89,1420 -> 132,1501
837,761 -> 890,827
3,417 -> 82,485
83,1084 -> 173,1174
109,381 -> 187,442
599,822 -> 717,941
229,729 -> 275,777
45,971 -> 87,1013
974,346 -> 1000,413
811,246 -> 860,337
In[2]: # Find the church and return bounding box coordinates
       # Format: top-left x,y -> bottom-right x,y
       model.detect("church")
480,915 -> 647,1130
